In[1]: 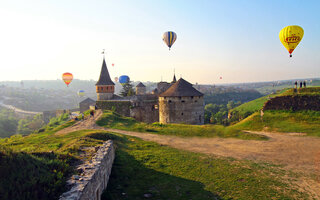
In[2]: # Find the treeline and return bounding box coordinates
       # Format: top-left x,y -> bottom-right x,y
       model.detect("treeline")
204,101 -> 241,125
203,87 -> 262,105
202,87 -> 262,125
0,107 -> 45,138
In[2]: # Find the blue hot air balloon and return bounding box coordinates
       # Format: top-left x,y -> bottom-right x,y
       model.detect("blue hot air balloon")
119,75 -> 130,85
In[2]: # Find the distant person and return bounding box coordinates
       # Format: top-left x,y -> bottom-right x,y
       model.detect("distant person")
90,110 -> 94,118
294,81 -> 298,89
74,116 -> 78,121
303,81 -> 306,88
300,81 -> 303,88
81,113 -> 84,120
95,105 -> 98,110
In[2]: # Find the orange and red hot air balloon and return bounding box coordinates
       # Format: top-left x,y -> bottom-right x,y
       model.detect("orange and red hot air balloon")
62,72 -> 73,87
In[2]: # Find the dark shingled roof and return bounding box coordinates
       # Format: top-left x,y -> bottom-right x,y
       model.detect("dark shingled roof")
136,82 -> 146,87
159,78 -> 204,97
80,97 -> 96,104
96,58 -> 115,86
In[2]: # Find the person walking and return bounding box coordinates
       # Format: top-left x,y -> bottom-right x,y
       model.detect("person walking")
81,113 -> 84,120
299,81 -> 303,88
303,81 -> 306,88
294,81 -> 298,89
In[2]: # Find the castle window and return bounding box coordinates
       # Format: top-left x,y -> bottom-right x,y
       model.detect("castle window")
179,97 -> 182,100
191,96 -> 194,99
181,113 -> 184,115
195,100 -> 198,103
181,100 -> 185,103
168,100 -> 172,103
107,86 -> 109,90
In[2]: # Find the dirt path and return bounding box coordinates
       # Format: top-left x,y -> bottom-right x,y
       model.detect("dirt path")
56,110 -> 320,197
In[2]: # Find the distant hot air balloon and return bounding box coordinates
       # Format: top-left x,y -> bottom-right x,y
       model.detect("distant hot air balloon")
162,31 -> 177,50
78,90 -> 85,97
62,72 -> 73,87
114,77 -> 119,82
219,76 -> 222,80
112,63 -> 114,67
279,25 -> 304,57
119,75 -> 130,85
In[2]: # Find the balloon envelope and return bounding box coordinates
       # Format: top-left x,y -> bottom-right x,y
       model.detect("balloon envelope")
78,90 -> 85,97
62,72 -> 73,86
119,75 -> 130,85
279,25 -> 304,57
162,31 -> 177,50
114,77 -> 119,82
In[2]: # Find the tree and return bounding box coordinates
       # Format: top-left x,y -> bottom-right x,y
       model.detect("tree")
120,82 -> 135,97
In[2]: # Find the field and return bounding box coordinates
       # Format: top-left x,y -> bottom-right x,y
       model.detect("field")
233,110 -> 320,136
96,111 -> 267,140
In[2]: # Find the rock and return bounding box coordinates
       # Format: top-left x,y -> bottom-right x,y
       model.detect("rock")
73,175 -> 80,180
143,193 -> 152,198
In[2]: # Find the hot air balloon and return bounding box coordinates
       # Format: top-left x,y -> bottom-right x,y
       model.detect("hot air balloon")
114,77 -> 119,82
162,31 -> 177,50
62,72 -> 73,87
119,75 -> 130,85
78,90 -> 85,97
219,76 -> 222,80
112,63 -> 114,67
279,25 -> 304,57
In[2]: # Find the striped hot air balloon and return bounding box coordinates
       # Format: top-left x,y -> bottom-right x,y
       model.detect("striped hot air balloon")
62,72 -> 73,87
78,90 -> 85,97
162,31 -> 177,50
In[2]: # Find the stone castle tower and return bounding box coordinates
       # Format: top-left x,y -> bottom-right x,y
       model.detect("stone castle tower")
136,82 -> 146,95
159,78 -> 204,125
96,57 -> 115,100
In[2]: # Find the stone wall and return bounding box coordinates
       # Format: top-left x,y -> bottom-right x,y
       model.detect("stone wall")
263,95 -> 320,111
159,96 -> 204,125
96,100 -> 131,117
130,95 -> 159,123
59,140 -> 115,200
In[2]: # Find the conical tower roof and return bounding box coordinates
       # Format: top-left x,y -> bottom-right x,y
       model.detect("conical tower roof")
159,78 -> 203,97
96,58 -> 115,85
136,82 -> 146,87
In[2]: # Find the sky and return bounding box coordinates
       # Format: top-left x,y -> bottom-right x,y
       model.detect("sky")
0,0 -> 319,84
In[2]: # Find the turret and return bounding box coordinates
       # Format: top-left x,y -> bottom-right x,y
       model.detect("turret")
136,82 -> 146,95
96,57 -> 115,100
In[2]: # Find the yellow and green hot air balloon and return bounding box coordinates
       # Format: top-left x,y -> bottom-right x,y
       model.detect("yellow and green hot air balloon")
279,25 -> 304,57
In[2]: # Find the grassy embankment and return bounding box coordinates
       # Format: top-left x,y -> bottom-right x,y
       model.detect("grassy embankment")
102,133 -> 308,199
96,111 -> 267,140
0,114 -> 93,200
231,87 -> 320,136
0,117 -> 311,199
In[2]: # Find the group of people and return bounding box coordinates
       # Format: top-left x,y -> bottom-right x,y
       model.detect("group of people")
294,81 -> 307,89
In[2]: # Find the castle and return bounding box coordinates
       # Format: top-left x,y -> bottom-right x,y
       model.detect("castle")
91,57 -> 204,125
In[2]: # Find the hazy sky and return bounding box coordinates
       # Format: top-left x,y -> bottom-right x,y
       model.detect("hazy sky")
0,0 -> 319,84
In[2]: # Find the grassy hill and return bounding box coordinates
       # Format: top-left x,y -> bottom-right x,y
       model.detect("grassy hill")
230,87 -> 320,136
228,89 -> 287,122
0,124 -> 310,199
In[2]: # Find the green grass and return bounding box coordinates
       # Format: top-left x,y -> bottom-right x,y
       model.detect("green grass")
229,89 -> 287,120
102,133 -> 308,200
279,87 -> 320,96
0,118 -> 116,200
96,111 -> 267,140
233,110 -> 320,136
